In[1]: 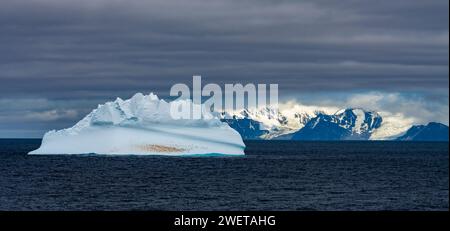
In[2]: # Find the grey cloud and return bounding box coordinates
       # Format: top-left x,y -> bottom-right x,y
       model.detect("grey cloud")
0,0 -> 448,137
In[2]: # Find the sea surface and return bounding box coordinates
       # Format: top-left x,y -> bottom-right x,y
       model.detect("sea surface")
0,139 -> 448,211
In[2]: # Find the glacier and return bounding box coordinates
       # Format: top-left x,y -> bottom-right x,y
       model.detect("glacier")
29,93 -> 245,156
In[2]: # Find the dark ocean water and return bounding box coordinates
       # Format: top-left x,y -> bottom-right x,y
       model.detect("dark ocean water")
0,139 -> 448,211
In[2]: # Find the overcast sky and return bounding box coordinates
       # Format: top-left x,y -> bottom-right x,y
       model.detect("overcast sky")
0,0 -> 448,137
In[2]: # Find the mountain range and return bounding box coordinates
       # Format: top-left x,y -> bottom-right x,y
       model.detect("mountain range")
220,107 -> 448,141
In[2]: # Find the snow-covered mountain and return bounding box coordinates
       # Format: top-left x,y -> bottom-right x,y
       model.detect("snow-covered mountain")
290,108 -> 382,140
396,122 -> 449,141
220,107 -> 385,140
220,117 -> 269,140
221,106 -> 449,141
220,107 -> 319,139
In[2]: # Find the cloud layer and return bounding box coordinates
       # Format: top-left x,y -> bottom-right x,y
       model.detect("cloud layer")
0,0 -> 448,137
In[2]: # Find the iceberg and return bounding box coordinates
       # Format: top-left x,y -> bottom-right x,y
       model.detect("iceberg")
29,93 -> 245,156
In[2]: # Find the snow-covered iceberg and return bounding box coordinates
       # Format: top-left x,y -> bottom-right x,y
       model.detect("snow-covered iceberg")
29,93 -> 245,156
